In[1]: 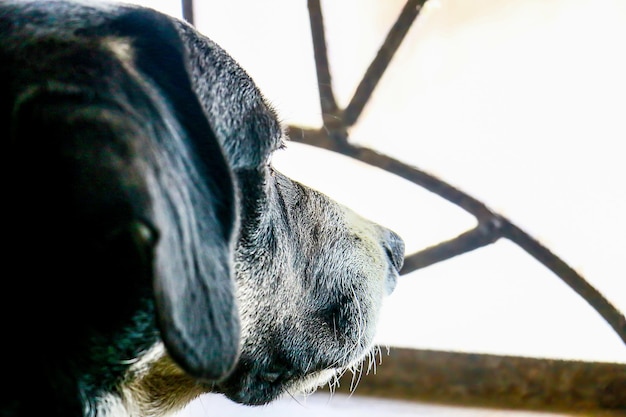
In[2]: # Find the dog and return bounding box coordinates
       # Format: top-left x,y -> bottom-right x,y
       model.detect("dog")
1,1 -> 405,416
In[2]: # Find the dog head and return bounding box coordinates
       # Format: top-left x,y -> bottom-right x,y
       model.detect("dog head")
2,1 -> 404,415
174,18 -> 405,405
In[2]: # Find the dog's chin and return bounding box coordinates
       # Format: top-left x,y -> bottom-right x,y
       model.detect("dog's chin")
216,369 -> 336,406
215,348 -> 375,406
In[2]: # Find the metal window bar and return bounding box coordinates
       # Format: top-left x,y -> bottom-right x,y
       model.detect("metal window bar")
182,0 -> 626,413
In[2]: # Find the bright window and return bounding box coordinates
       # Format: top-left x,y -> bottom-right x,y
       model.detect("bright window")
123,0 -> 626,414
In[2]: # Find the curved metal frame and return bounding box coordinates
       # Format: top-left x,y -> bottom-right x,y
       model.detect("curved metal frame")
181,0 -> 625,352
288,0 -> 626,347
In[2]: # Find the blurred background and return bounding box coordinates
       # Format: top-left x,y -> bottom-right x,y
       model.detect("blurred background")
125,0 -> 626,414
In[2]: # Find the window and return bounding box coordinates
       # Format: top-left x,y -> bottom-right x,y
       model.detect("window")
126,0 -> 626,414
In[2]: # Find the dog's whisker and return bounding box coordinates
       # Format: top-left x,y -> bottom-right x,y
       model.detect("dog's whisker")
366,349 -> 374,375
370,349 -> 380,375
326,374 -> 339,400
370,345 -> 390,376
348,360 -> 365,395
345,287 -> 368,362
379,345 -> 386,364
283,388 -> 306,408
305,356 -> 314,374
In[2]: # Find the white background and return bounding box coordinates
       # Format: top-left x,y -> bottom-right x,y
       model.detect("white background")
126,0 -> 626,413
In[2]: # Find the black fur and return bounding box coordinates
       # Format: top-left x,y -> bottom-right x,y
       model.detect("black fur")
1,2 -> 404,416
2,2 -> 240,415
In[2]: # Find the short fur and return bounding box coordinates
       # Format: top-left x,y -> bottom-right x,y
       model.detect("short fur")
1,1 -> 405,416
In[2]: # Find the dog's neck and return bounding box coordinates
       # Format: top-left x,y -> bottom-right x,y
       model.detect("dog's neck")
96,343 -> 206,417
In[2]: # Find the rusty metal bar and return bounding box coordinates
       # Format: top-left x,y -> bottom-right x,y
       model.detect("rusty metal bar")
181,0 -> 194,25
343,0 -> 426,127
307,0 -> 340,126
330,348 -> 626,413
287,126 -> 495,220
502,222 -> 626,346
401,219 -> 503,273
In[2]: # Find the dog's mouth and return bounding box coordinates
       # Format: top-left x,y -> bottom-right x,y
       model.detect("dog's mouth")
213,359 -> 326,405
214,350 -> 374,406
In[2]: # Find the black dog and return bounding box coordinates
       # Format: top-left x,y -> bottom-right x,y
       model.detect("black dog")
1,1 -> 404,416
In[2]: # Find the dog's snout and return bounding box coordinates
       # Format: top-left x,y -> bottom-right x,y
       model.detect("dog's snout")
384,230 -> 405,272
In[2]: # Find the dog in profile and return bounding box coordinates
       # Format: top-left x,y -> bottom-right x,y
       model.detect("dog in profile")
1,1 -> 405,416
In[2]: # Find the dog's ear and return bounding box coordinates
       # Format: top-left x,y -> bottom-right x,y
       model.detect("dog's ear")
105,8 -> 241,381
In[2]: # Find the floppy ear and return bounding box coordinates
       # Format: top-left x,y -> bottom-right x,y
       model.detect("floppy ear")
105,8 -> 240,381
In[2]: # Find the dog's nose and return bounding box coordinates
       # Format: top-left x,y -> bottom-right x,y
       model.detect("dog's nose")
384,229 -> 405,272
382,229 -> 405,295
